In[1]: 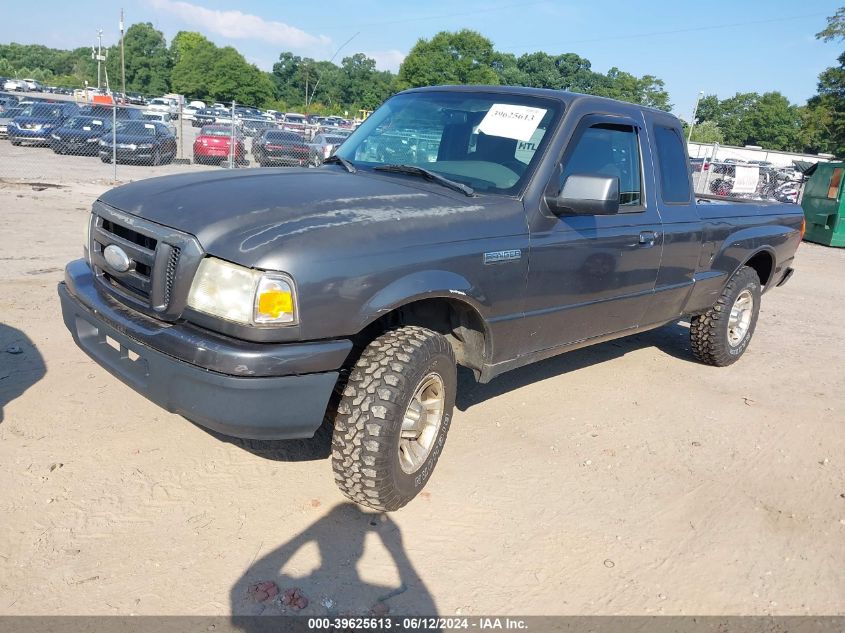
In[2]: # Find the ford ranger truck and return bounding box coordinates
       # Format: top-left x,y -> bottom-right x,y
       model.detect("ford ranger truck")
59,86 -> 803,511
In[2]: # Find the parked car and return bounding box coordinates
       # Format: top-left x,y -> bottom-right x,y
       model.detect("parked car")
3,79 -> 27,92
7,101 -> 79,146
308,132 -> 350,166
50,115 -> 112,155
146,97 -> 179,120
241,118 -> 277,137
0,106 -> 25,138
78,104 -> 142,120
125,93 -> 147,106
192,108 -> 217,128
282,112 -> 307,135
98,120 -> 176,165
252,129 -> 310,166
58,87 -> 803,511
141,111 -> 177,136
192,125 -> 245,165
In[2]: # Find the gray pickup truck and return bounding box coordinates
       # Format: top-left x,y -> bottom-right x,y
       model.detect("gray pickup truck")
59,86 -> 803,510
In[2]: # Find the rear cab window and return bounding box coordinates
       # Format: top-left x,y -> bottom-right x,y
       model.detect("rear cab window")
653,125 -> 692,204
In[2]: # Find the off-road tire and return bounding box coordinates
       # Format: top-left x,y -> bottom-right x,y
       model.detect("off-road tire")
690,265 -> 761,366
331,326 -> 457,511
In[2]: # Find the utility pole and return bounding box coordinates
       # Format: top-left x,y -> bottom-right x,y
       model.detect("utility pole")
120,9 -> 126,100
687,90 -> 704,142
96,29 -> 104,91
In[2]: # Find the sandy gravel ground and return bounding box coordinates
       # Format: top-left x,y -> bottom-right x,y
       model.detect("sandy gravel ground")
0,173 -> 843,617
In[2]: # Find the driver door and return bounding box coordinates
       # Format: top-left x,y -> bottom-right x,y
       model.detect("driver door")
522,114 -> 663,354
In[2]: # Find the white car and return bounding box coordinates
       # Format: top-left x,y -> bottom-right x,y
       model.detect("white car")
147,97 -> 179,120
141,110 -> 177,136
3,79 -> 26,92
188,100 -> 206,109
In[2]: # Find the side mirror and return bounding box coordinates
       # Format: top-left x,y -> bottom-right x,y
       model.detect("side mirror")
546,174 -> 620,216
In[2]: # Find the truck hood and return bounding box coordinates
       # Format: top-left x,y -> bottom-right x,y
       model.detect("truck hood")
97,167 -> 522,269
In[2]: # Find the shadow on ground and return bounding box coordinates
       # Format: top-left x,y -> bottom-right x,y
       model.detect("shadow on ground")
0,323 -> 46,424
230,503 -> 437,627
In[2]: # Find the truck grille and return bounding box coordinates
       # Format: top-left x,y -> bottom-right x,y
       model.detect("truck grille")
89,202 -> 203,321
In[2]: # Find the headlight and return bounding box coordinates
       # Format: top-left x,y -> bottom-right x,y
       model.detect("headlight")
99,139 -> 107,146
186,257 -> 297,326
86,137 -> 99,142
138,143 -> 153,149
51,133 -> 60,140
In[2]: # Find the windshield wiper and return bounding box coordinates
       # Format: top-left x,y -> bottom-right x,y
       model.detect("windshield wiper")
373,164 -> 475,197
323,154 -> 356,173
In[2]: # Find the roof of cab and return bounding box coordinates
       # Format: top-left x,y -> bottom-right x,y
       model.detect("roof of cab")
400,84 -> 677,118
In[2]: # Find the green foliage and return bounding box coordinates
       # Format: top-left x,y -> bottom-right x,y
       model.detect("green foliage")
398,30 -> 500,88
693,91 -> 802,150
817,7 -> 845,42
688,120 -> 724,144
170,32 -> 217,99
105,23 -> 171,95
208,46 -> 275,106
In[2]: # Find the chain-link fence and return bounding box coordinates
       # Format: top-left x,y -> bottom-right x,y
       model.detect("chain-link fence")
0,89 -> 812,208
0,90 -> 356,184
689,142 -> 810,205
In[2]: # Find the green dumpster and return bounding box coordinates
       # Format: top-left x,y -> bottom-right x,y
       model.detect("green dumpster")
801,161 -> 845,247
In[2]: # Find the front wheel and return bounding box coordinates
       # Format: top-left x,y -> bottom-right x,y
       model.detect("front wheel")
690,265 -> 761,366
331,326 -> 456,511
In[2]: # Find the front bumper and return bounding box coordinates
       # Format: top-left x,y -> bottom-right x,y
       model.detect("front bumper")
59,260 -> 351,439
9,128 -> 52,143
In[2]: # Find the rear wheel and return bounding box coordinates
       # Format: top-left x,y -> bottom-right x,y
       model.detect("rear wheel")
10,139 -> 20,146
331,326 -> 457,511
690,266 -> 761,366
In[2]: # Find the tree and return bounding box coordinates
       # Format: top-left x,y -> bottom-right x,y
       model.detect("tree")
398,30 -> 500,88
208,47 -> 274,107
107,23 -> 171,95
816,7 -> 845,42
170,32 -> 218,100
688,120 -> 724,144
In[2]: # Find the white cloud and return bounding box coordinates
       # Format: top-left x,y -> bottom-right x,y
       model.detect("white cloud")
363,49 -> 406,73
148,0 -> 330,49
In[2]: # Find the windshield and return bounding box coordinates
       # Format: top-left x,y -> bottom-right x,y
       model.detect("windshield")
325,136 -> 346,145
2,108 -> 24,119
142,114 -> 163,121
21,103 -> 63,118
115,121 -> 156,136
63,116 -> 108,130
335,91 -> 562,194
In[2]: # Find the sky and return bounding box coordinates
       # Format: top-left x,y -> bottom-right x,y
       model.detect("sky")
1,0 -> 842,117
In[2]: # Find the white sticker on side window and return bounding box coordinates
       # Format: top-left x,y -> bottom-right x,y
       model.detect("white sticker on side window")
144,123 -> 155,129
478,104 -> 547,141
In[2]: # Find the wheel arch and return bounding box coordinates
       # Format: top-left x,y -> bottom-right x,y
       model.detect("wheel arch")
355,274 -> 491,378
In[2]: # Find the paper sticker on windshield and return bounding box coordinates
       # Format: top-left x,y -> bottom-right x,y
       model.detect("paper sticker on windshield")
92,120 -> 103,125
478,104 -> 547,141
144,123 -> 155,129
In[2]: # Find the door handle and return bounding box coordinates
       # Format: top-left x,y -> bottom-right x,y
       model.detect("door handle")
638,230 -> 659,246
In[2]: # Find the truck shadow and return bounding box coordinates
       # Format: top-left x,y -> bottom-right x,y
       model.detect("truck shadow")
0,323 -> 47,424
456,320 -> 693,411
229,502 -> 438,626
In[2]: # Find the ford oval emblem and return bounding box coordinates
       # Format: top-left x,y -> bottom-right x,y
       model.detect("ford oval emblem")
103,244 -> 131,273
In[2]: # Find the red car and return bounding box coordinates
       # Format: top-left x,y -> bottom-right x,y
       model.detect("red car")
193,125 -> 245,165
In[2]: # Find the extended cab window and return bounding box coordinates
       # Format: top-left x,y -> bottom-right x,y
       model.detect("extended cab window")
654,125 -> 691,203
559,123 -> 642,207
